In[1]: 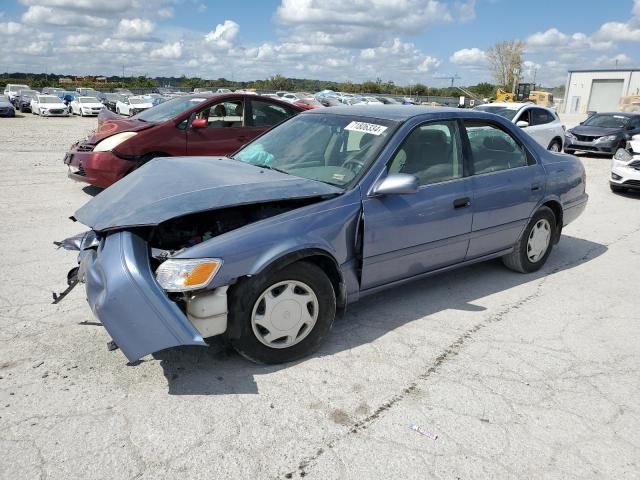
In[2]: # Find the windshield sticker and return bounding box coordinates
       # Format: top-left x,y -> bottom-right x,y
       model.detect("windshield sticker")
345,121 -> 388,135
332,173 -> 346,181
190,98 -> 207,103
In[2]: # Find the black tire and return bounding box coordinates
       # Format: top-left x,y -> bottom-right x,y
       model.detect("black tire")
610,184 -> 627,193
228,261 -> 336,364
502,206 -> 556,273
134,152 -> 169,170
548,139 -> 562,152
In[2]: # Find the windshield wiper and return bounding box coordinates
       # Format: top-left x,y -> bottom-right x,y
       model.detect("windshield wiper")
251,163 -> 290,175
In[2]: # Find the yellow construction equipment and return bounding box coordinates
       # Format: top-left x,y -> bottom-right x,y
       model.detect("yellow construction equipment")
618,95 -> 640,112
494,83 -> 554,107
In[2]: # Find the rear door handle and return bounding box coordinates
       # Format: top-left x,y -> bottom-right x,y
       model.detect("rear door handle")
453,197 -> 471,209
531,183 -> 541,191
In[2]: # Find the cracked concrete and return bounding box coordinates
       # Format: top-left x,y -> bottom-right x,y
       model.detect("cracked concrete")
1,113 -> 639,479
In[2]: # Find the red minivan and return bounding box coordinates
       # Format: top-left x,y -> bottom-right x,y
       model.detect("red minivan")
64,93 -> 307,188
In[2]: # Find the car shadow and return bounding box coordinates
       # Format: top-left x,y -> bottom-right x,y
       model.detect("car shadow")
82,185 -> 103,197
155,234 -> 607,395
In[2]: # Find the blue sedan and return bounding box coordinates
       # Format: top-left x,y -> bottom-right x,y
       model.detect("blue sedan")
56,106 -> 588,364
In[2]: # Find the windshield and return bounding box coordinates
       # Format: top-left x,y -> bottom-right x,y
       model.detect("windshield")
39,96 -> 61,103
132,95 -> 207,123
583,114 -> 630,128
79,97 -> 99,103
233,114 -> 396,187
474,105 -> 518,120
10,85 -> 29,92
129,98 -> 146,104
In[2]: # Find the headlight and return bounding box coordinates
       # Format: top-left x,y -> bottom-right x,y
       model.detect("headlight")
566,131 -> 575,139
93,132 -> 138,152
614,148 -> 632,163
155,259 -> 222,292
595,135 -> 617,143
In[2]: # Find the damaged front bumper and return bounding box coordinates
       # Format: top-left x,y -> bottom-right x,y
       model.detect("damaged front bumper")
57,230 -> 230,362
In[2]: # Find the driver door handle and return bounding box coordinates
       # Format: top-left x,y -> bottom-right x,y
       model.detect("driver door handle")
453,197 -> 471,209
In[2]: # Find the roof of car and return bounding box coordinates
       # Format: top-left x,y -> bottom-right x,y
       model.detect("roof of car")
304,104 -> 461,121
591,111 -> 640,117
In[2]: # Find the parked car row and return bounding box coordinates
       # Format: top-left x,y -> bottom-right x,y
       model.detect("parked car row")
56,104 -> 588,365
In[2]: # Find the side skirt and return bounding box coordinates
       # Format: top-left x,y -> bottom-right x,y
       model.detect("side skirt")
357,247 -> 514,299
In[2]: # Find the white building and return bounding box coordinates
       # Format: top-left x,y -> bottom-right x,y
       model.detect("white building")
563,68 -> 640,113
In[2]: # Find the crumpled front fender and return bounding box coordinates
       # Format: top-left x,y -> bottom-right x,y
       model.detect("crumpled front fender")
82,231 -> 206,362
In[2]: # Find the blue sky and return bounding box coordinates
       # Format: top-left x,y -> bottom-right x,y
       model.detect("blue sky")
1,0 -> 639,87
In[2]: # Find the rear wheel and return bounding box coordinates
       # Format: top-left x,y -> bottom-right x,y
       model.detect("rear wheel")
229,261 -> 336,364
503,206 -> 556,273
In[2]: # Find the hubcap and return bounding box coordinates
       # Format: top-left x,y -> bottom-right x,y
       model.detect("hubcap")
251,280 -> 319,349
527,219 -> 551,262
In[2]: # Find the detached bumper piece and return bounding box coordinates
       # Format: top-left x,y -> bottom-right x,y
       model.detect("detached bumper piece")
81,231 -> 206,361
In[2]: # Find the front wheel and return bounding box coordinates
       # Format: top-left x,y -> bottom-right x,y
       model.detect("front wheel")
503,206 -> 556,273
229,261 -> 336,364
548,139 -> 562,152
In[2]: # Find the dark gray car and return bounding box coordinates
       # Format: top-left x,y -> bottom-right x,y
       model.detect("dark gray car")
565,112 -> 640,155
56,106 -> 588,365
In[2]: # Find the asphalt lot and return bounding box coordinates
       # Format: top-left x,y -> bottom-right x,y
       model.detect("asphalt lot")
1,112 -> 639,480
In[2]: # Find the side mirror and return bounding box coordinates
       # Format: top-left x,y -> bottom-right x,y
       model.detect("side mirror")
191,118 -> 208,129
371,173 -> 419,196
516,120 -> 529,128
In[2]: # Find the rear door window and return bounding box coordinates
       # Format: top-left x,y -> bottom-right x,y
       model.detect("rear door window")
249,99 -> 296,127
464,121 -> 528,174
531,108 -> 555,126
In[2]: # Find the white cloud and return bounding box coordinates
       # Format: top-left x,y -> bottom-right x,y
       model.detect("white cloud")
22,5 -> 110,27
0,21 -> 24,35
99,37 -> 145,53
596,22 -> 640,42
151,41 -> 182,59
450,47 -> 486,65
204,20 -> 239,48
527,28 -> 612,52
454,0 -> 476,22
116,18 -> 154,39
19,0 -> 134,13
18,40 -> 50,55
157,7 -> 173,19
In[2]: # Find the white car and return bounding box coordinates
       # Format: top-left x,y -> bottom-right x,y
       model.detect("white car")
610,135 -> 640,193
30,94 -> 69,117
4,83 -> 30,102
474,102 -> 565,151
70,97 -> 104,116
115,96 -> 153,116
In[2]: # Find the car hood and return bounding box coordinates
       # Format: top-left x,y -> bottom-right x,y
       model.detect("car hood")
94,109 -> 155,140
74,156 -> 343,232
570,125 -> 623,136
40,102 -> 66,107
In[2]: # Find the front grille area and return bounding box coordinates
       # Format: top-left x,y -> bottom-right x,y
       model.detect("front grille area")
575,134 -> 597,143
623,179 -> 640,187
49,109 -> 64,114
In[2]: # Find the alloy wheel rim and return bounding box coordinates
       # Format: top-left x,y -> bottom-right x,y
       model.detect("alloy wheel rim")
527,219 -> 551,262
251,280 -> 319,349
